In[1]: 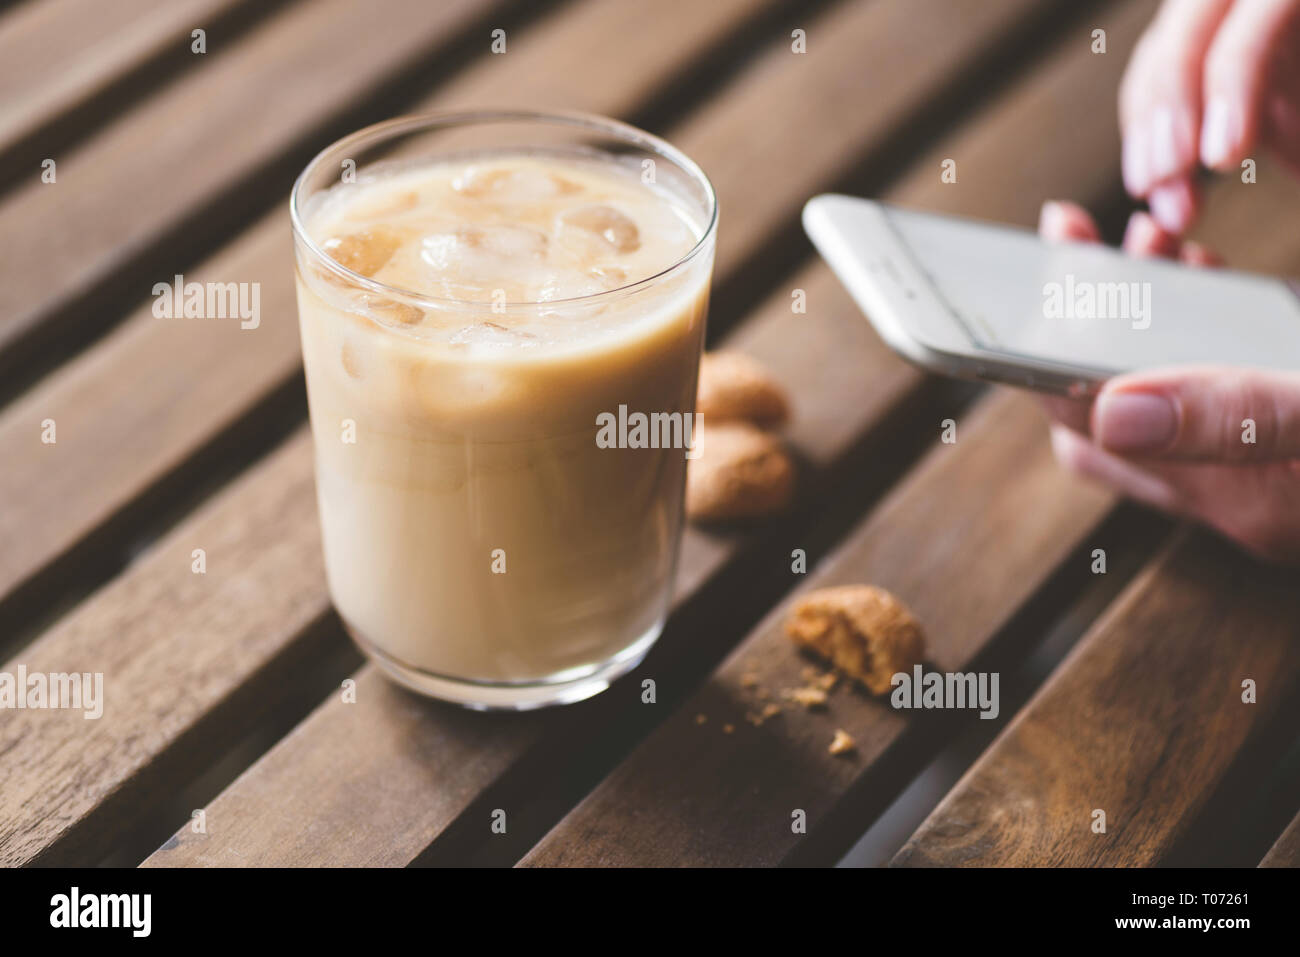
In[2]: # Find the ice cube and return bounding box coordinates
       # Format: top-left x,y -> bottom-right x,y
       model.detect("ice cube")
452,165 -> 580,202
420,225 -> 548,269
587,264 -> 628,290
340,340 -> 364,379
362,295 -> 423,326
321,226 -> 407,277
449,321 -> 536,347
558,204 -> 641,254
418,225 -> 548,301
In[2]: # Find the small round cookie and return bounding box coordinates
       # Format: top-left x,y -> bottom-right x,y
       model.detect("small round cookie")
686,420 -> 795,521
696,351 -> 790,427
784,585 -> 926,695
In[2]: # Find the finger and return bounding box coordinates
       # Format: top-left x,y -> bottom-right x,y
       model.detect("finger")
1040,394 -> 1094,434
1200,0 -> 1300,168
1120,0 -> 1233,195
1049,424 -> 1185,511
1092,366 -> 1300,461
1147,175 -> 1200,233
1053,426 -> 1300,563
1179,238 -> 1223,266
1038,200 -> 1101,241
1121,210 -> 1181,257
1157,458 -> 1300,563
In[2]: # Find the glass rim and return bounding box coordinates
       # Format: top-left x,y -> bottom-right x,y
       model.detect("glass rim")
289,108 -> 718,310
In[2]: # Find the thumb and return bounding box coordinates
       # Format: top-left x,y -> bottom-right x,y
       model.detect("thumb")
1092,366 -> 1300,462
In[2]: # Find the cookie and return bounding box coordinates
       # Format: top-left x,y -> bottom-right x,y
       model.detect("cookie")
696,351 -> 790,427
785,585 -> 926,695
828,729 -> 856,756
685,420 -> 795,521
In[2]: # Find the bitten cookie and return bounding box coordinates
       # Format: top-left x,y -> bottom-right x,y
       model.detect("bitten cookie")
784,585 -> 926,695
685,420 -> 795,521
696,351 -> 790,427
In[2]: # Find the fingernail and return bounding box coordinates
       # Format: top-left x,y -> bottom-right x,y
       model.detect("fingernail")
1149,106 -> 1179,182
1147,185 -> 1187,233
1122,124 -> 1150,194
1095,392 -> 1178,452
1200,95 -> 1233,167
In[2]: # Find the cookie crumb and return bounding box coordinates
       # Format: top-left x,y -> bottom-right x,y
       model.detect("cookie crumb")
695,713 -> 707,726
784,686 -> 828,710
828,729 -> 856,756
740,672 -> 760,689
746,702 -> 782,727
722,723 -> 735,735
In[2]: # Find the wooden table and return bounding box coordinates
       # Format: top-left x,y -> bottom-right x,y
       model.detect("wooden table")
2,0 -> 1298,869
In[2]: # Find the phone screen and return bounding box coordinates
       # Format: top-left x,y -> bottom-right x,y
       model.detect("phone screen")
883,206 -> 1300,374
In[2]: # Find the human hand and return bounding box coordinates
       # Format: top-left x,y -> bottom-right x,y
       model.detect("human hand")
1120,0 -> 1300,232
1038,200 -> 1300,564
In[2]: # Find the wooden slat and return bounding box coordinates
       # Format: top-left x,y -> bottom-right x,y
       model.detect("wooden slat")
521,393 -> 1113,866
1260,813 -> 1300,867
0,0 -> 792,867
0,0 -> 249,166
893,532 -> 1300,867
145,1 -> 1146,868
0,0 -> 778,625
0,0 -> 493,374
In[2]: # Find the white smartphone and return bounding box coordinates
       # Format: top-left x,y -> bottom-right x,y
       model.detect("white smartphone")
802,194 -> 1300,396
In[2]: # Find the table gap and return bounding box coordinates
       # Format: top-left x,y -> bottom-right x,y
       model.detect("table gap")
0,0 -> 297,200
1163,686 -> 1300,867
0,373 -> 306,662
623,0 -> 841,139
103,618 -> 365,867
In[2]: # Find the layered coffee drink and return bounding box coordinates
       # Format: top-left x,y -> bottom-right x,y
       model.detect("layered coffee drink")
292,113 -> 716,708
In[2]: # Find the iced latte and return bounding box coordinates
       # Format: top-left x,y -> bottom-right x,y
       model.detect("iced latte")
291,112 -> 716,708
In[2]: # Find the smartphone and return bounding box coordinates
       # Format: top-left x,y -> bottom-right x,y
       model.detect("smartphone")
802,194 -> 1300,396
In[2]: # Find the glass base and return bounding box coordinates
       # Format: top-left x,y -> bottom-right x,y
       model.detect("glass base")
346,622 -> 662,711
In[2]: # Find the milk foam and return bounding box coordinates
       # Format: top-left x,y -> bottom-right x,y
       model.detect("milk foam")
302,154 -> 704,347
